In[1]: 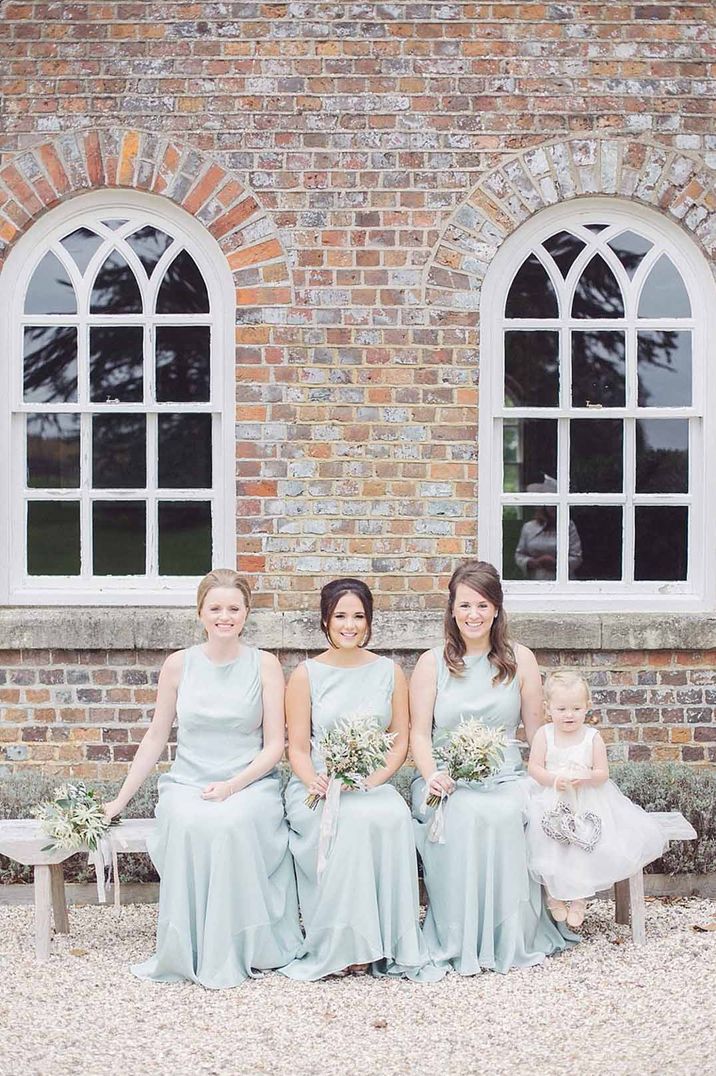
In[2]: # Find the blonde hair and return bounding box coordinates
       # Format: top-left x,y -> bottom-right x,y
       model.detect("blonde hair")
196,569 -> 252,616
543,669 -> 592,707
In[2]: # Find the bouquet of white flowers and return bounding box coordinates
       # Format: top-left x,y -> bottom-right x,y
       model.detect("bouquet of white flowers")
305,715 -> 396,808
426,718 -> 507,809
33,782 -> 117,902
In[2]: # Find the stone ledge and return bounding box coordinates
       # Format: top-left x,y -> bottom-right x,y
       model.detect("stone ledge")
0,608 -> 714,652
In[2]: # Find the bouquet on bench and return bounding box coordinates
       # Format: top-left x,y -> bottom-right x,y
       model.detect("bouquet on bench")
33,781 -> 117,902
424,718 -> 507,843
306,714 -> 396,881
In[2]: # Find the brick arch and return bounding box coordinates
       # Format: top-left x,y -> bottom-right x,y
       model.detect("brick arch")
0,127 -> 292,306
423,137 -> 716,311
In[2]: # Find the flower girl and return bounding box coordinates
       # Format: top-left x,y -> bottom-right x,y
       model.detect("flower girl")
525,670 -> 667,929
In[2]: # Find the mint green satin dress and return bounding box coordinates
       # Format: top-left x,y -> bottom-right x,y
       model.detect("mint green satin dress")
280,656 -> 443,981
412,648 -> 576,975
132,645 -> 302,988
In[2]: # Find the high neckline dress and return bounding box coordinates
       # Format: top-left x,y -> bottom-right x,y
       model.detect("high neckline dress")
280,656 -> 444,982
412,648 -> 576,975
131,644 -> 302,988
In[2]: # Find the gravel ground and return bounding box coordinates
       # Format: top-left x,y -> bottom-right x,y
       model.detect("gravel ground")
1,899 -> 715,1076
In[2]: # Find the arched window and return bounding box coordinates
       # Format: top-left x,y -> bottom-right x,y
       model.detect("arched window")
0,193 -> 235,604
480,200 -> 712,611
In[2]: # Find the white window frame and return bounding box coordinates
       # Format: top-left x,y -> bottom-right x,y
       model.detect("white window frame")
478,197 -> 715,613
0,190 -> 236,606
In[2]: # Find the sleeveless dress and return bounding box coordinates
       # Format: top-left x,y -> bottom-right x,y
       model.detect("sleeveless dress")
280,656 -> 443,982
525,725 -> 668,901
131,645 -> 302,988
411,648 -> 575,975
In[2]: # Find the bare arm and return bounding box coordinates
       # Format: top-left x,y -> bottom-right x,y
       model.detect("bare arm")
103,650 -> 183,819
409,651 -> 455,798
286,663 -> 325,797
365,662 -> 408,789
515,643 -> 544,746
201,650 -> 286,801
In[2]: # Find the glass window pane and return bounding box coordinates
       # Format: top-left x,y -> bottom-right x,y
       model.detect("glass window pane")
571,331 -> 625,407
542,231 -> 585,278
637,330 -> 692,407
637,254 -> 691,318
635,506 -> 688,581
570,419 -> 623,492
158,414 -> 212,489
102,219 -> 128,229
570,506 -> 622,580
27,501 -> 80,575
126,226 -> 173,276
502,419 -> 557,492
571,254 -> 624,319
24,251 -> 76,314
156,250 -> 209,314
90,326 -> 144,403
90,250 -> 142,313
92,415 -> 146,489
23,326 -> 78,403
156,326 -> 210,403
27,414 -> 80,489
504,331 -> 559,407
608,231 -> 652,279
60,227 -> 103,275
93,502 -> 146,575
504,254 -> 557,318
158,502 -> 212,575
636,419 -> 689,494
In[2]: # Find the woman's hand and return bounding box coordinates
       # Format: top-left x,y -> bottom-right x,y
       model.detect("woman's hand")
306,773 -> 330,800
201,780 -> 235,802
103,799 -> 120,822
428,771 -> 455,798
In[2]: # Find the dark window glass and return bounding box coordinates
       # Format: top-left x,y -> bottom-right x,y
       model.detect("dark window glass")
158,414 -> 212,489
570,506 -> 622,580
27,414 -> 80,489
126,226 -> 173,276
504,254 -> 557,318
570,419 -> 623,492
27,501 -> 80,575
92,415 -> 146,489
504,331 -> 559,407
636,419 -> 689,494
571,331 -> 626,407
502,505 -> 534,581
156,250 -> 209,314
156,326 -> 210,402
90,250 -> 142,313
637,255 -> 691,318
572,254 -> 624,319
634,506 -> 688,581
25,252 -> 76,315
503,420 -> 557,493
102,219 -> 128,229
23,326 -> 78,403
584,224 -> 608,233
60,228 -> 103,275
158,502 -> 212,575
89,326 -> 144,403
543,231 -> 585,278
637,331 -> 692,407
608,231 -> 653,279
93,501 -> 146,575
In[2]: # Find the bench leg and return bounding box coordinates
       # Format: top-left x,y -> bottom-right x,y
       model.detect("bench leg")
34,864 -> 53,961
614,878 -> 630,925
629,870 -> 646,946
50,863 -> 69,934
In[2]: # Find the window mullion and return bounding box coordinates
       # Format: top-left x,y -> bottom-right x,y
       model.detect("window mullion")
623,417 -> 635,584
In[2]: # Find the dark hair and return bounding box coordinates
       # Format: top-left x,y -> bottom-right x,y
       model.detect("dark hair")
443,560 -> 516,685
320,578 -> 373,648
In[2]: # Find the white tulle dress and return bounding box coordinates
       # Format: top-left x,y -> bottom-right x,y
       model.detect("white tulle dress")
525,725 -> 668,901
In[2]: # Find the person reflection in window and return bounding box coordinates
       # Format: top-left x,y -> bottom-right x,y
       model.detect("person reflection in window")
515,477 -> 583,581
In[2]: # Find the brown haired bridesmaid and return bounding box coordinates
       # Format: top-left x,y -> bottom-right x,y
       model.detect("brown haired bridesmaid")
103,569 -> 301,988
410,560 -> 576,974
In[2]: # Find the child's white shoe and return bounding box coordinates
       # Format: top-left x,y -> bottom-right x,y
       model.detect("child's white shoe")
566,899 -> 587,928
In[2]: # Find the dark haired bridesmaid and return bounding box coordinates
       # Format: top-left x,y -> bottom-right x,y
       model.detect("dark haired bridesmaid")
410,560 -> 575,975
279,578 -> 442,981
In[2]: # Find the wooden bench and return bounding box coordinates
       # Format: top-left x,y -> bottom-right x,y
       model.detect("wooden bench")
0,811 -> 698,959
